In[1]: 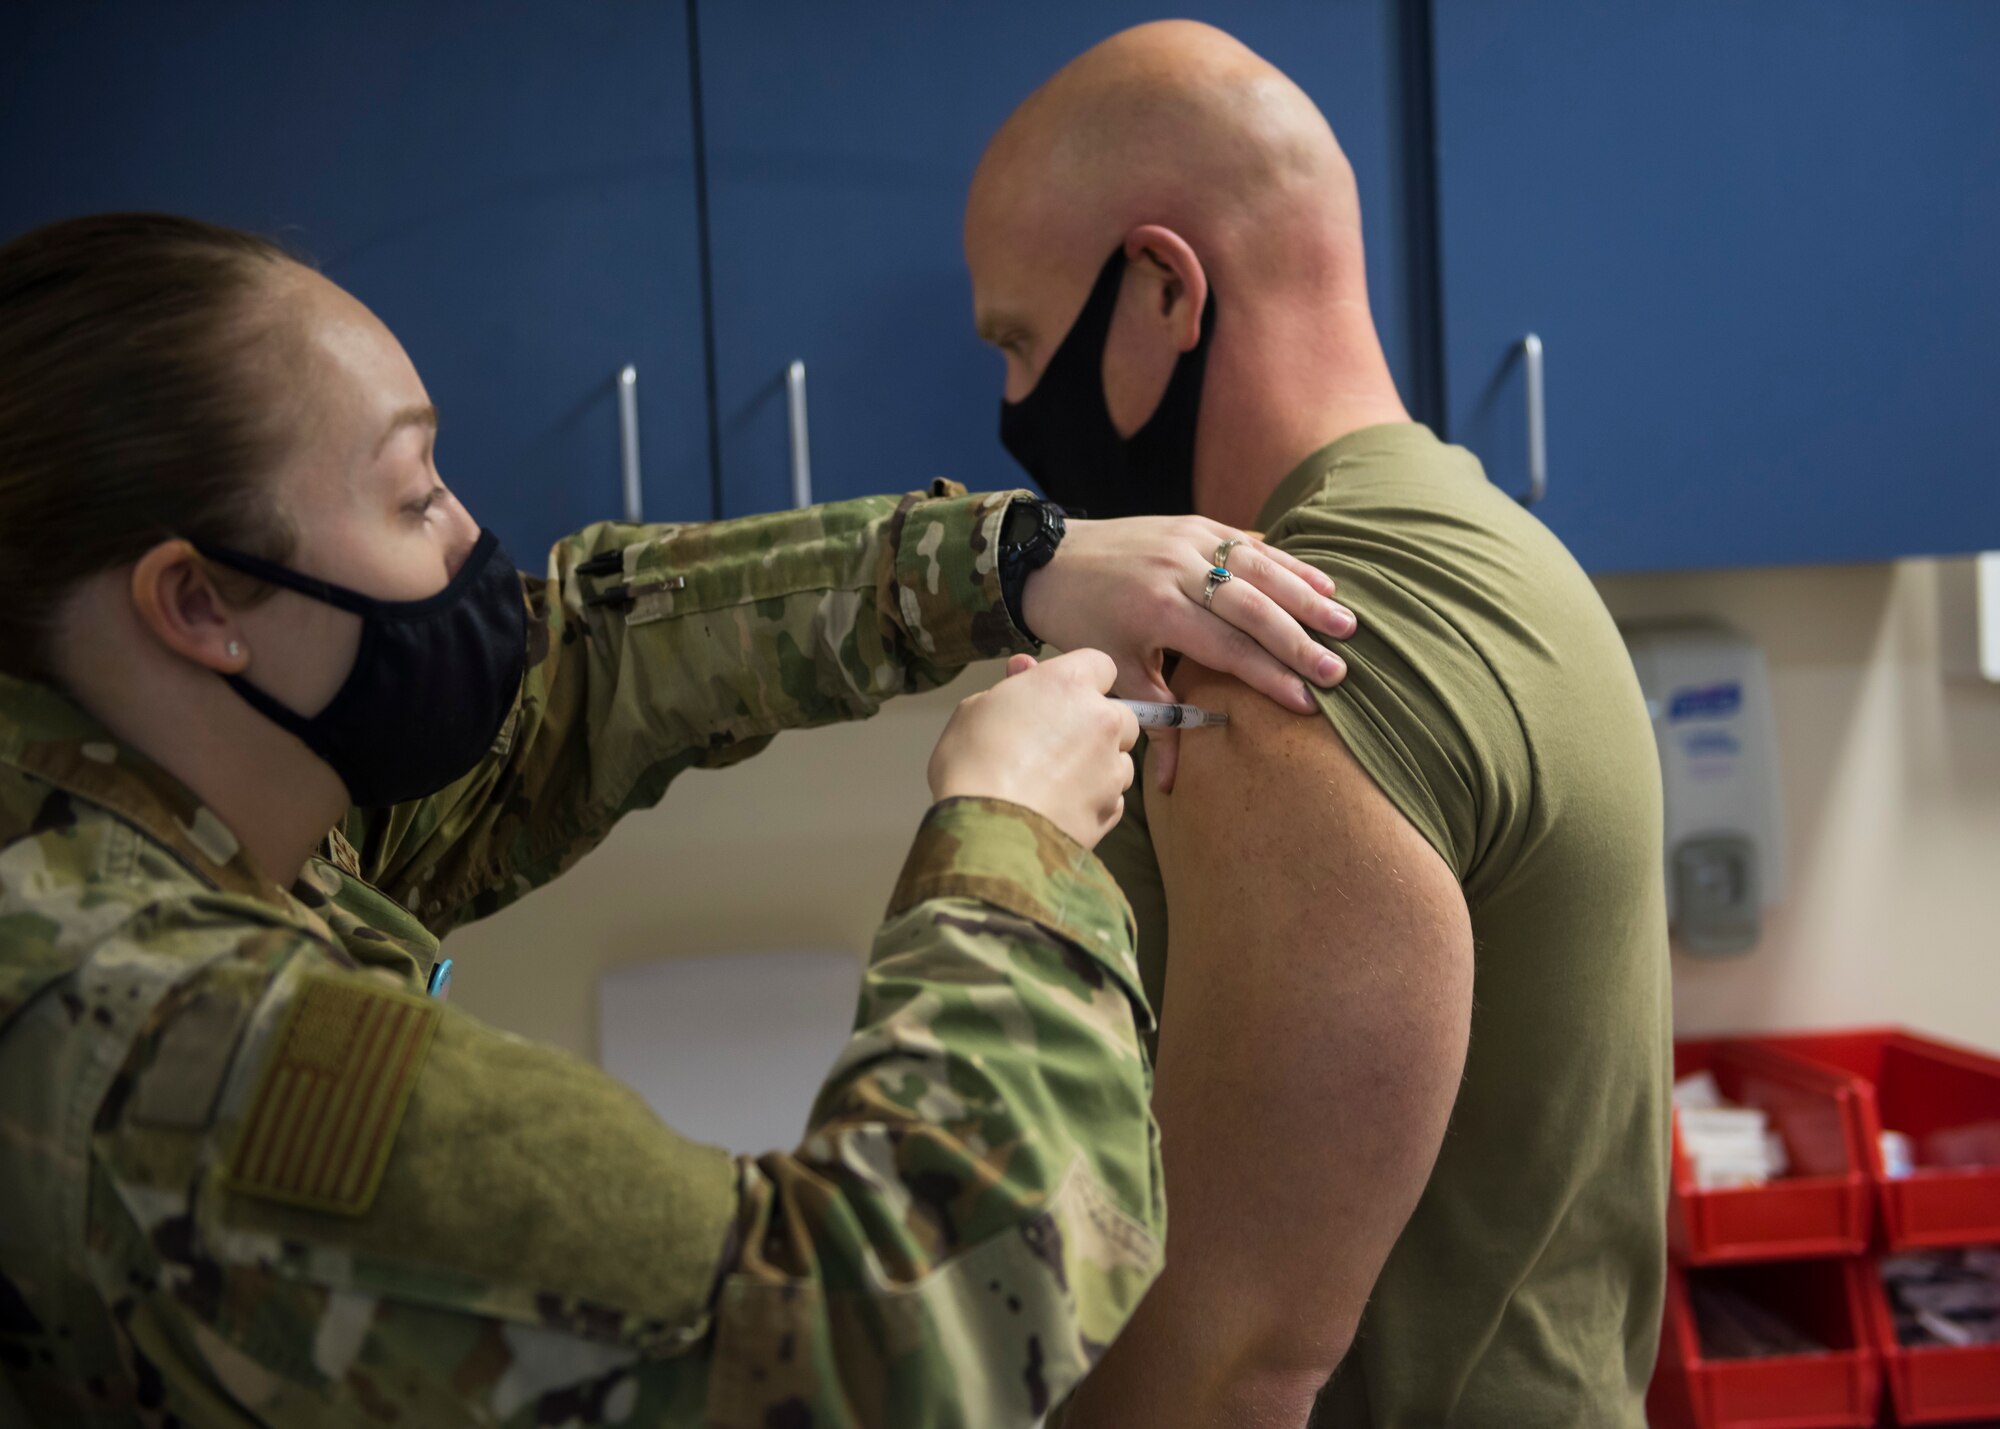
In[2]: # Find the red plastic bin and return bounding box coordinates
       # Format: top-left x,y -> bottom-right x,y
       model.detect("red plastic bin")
1673,1039 -> 1875,1264
1649,1259 -> 1882,1429
1748,1029 -> 2000,1251
1860,1256 -> 2000,1426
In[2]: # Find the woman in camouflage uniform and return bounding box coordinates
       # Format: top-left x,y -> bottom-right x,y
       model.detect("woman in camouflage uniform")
0,215 -> 1353,1427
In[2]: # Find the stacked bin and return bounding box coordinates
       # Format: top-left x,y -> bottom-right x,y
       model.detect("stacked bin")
1651,1029 -> 2000,1428
1650,1039 -> 1882,1429
1757,1031 -> 2000,1427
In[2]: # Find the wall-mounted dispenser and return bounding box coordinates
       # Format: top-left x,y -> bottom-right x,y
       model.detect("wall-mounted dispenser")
1623,623 -> 1786,956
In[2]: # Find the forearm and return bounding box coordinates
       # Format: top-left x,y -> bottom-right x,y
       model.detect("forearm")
713,797 -> 1165,1423
577,485 -> 1031,747
580,483 -> 1033,716
344,485 -> 1036,927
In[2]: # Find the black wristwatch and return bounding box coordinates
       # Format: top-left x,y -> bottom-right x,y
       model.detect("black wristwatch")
997,497 -> 1067,644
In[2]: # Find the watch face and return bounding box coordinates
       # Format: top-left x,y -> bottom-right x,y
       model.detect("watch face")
1001,499 -> 1038,548
1003,499 -> 1061,563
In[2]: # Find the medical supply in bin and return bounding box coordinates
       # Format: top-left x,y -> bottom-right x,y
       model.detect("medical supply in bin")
1866,1255 -> 2000,1424
1881,1249 -> 2000,1349
1879,1130 -> 1915,1180
1675,1070 -> 1791,1190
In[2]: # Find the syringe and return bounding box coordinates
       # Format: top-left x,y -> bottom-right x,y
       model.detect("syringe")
1111,698 -> 1230,729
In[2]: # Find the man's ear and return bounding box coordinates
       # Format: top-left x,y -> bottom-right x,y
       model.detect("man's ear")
1123,224 -> 1208,354
129,540 -> 250,675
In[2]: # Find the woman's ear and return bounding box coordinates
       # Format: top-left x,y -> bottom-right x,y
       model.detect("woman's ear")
1123,224 -> 1208,353
129,540 -> 249,674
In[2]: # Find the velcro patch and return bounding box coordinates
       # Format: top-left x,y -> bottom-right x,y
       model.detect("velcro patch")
225,974 -> 439,1216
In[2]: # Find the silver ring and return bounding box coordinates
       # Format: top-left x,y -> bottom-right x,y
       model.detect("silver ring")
1202,563 -> 1235,610
1213,537 -> 1240,572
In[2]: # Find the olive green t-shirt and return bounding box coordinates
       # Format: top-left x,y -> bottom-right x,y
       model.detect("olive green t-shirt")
1100,423 -> 1670,1427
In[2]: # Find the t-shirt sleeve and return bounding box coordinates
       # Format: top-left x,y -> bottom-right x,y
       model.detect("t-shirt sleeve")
1269,535 -> 1535,907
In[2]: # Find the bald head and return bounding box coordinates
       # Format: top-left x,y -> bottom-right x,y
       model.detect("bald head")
967,21 -> 1405,526
968,22 -> 1361,320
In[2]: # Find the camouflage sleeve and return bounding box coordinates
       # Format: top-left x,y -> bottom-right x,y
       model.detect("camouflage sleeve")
339,484 -> 1035,933
92,797 -> 1163,1428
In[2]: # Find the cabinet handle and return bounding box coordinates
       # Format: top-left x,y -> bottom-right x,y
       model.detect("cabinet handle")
1520,332 -> 1547,508
786,359 -> 813,509
617,363 -> 644,524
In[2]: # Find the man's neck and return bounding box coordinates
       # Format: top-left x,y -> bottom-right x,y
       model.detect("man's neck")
1193,302 -> 1410,530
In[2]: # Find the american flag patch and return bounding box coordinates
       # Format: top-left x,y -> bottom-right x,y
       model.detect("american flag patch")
226,974 -> 439,1216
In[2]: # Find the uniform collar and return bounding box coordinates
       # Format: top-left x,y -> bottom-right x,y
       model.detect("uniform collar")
0,671 -> 290,905
1253,421 -> 1441,532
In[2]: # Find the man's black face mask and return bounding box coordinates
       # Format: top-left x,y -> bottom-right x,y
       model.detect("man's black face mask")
998,247 -> 1216,519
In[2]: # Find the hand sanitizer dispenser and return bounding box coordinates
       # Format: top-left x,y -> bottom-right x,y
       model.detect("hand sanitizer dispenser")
1623,623 -> 1785,955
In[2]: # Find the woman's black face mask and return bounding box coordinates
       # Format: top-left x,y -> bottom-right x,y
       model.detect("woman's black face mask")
193,529 -> 528,808
998,247 -> 1217,519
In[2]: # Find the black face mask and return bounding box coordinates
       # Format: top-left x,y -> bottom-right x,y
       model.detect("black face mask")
194,529 -> 528,807
998,247 -> 1217,518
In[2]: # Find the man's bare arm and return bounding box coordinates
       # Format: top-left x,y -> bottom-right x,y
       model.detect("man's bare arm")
1064,662 -> 1474,1428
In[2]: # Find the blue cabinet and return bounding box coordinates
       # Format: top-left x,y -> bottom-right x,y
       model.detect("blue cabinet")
1,3 -> 711,561
1430,3 -> 2000,572
695,2 -> 1409,516
14,4 -> 1993,572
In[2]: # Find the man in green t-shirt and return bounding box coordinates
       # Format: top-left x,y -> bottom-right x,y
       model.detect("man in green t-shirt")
965,21 -> 1671,1428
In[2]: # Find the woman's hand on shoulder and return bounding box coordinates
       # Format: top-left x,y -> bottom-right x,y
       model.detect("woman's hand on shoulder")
1019,516 -> 1356,790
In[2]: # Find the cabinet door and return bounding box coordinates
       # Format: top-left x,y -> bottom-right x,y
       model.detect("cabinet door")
1432,3 -> 2000,572
2,2 -> 711,561
698,2 -> 1406,515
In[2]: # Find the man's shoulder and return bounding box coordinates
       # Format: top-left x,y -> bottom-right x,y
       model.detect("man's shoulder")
1249,425 -> 1645,893
1270,425 -> 1661,895
1269,424 -> 1585,610
1269,423 -> 1643,750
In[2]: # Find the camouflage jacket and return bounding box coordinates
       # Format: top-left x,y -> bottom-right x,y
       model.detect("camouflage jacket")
0,486 -> 1165,1428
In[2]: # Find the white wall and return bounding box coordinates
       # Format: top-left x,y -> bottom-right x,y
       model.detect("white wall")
1597,558 -> 1998,1048
447,673 -> 985,1061
447,557 -> 2000,1062
598,950 -> 862,1154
